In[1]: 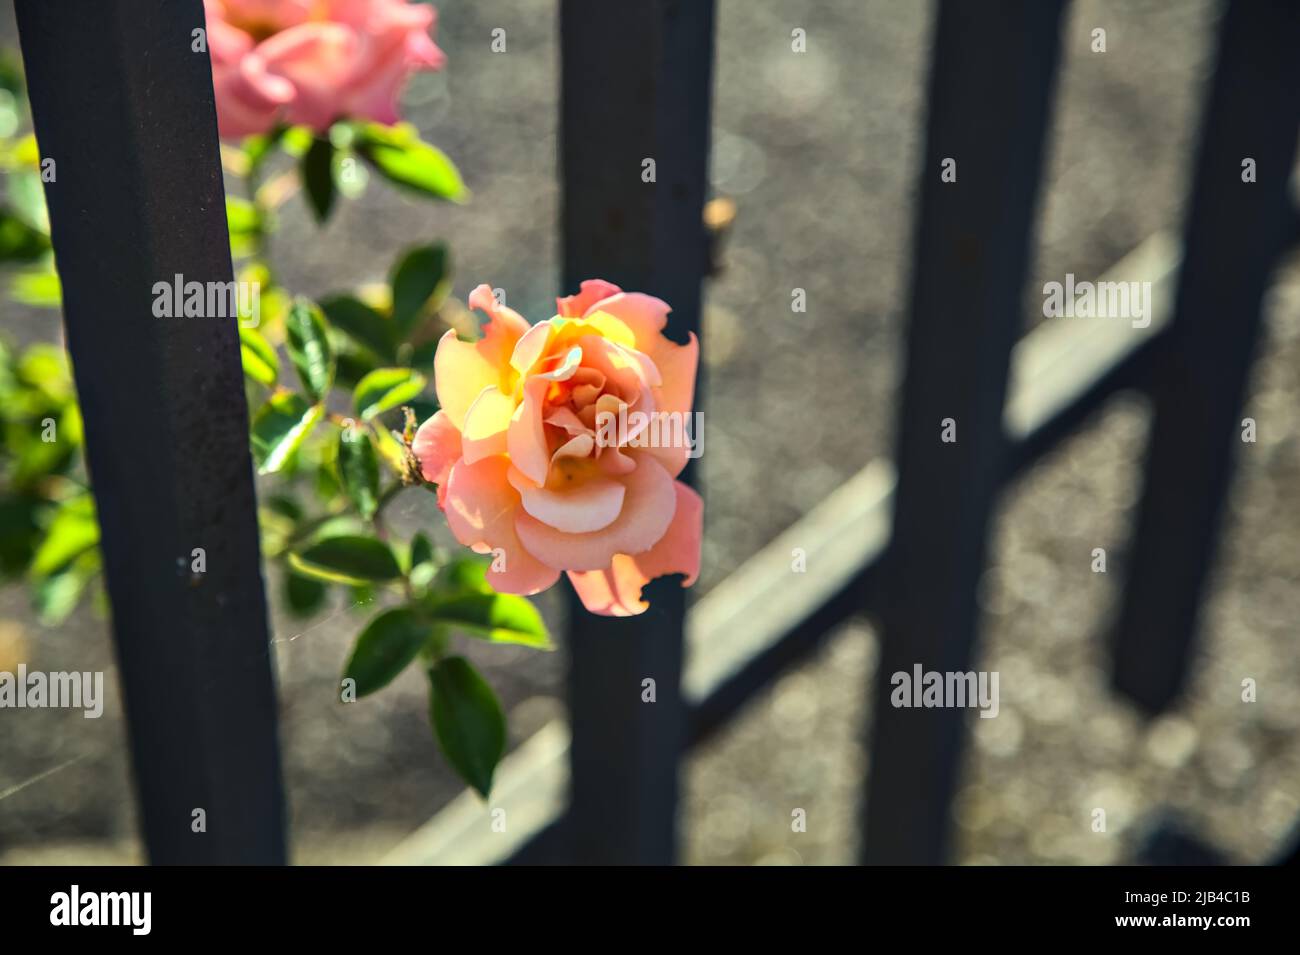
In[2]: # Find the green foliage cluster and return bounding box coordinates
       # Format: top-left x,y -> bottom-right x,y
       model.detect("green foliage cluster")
0,51 -> 542,797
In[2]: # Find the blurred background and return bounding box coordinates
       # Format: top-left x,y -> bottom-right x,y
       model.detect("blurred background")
2,0 -> 1298,864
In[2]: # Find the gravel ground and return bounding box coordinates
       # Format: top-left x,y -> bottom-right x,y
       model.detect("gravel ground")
4,0 -> 1299,865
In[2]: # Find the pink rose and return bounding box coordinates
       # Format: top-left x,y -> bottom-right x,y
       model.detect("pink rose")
413,281 -> 703,617
204,0 -> 446,139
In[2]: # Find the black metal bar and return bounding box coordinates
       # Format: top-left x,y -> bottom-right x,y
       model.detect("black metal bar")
1110,0 -> 1300,714
559,0 -> 715,864
862,0 -> 1068,865
15,0 -> 286,863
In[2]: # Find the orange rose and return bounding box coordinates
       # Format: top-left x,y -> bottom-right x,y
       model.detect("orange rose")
413,281 -> 702,616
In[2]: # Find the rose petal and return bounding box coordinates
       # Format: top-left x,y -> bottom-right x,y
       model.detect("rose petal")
510,320 -> 556,376
551,432 -> 595,462
340,4 -> 446,123
432,329 -> 499,430
558,279 -> 622,318
460,385 -> 516,464
258,22 -> 361,132
583,291 -> 670,351
577,334 -> 657,400
642,440 -> 690,479
467,283 -> 531,371
651,331 -> 699,416
545,406 -> 592,437
519,474 -> 626,534
515,455 -> 677,571
567,481 -> 702,616
531,345 -> 583,383
208,26 -> 296,138
576,311 -> 637,349
507,378 -> 552,487
597,444 -> 638,476
443,456 -> 560,595
411,409 -> 462,507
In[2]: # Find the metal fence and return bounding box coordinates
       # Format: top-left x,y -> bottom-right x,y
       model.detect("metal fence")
14,0 -> 1300,865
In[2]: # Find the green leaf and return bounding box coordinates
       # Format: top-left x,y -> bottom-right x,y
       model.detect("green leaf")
337,425 -> 380,520
349,583 -> 377,609
61,401 -> 84,444
265,493 -> 304,522
0,494 -> 41,576
355,123 -> 467,202
239,325 -> 279,386
0,51 -> 24,96
428,656 -> 506,797
250,390 -> 322,474
327,127 -> 370,199
301,136 -> 337,223
298,514 -> 367,547
285,297 -> 335,401
334,350 -> 378,392
343,606 -> 434,698
7,170 -> 49,233
16,342 -> 72,399
12,424 -> 75,485
9,266 -> 61,308
408,532 -> 437,590
0,90 -> 15,140
225,195 -> 261,237
335,153 -> 369,198
314,458 -> 344,503
34,549 -> 100,626
288,534 -> 402,585
320,294 -> 396,361
7,133 -> 39,169
409,533 -> 434,571
242,125 -> 289,172
390,243 -> 450,332
284,571 -> 328,618
432,555 -> 492,595
280,125 -> 315,158
0,208 -> 48,262
426,591 -> 552,650
29,496 -> 98,579
353,367 -> 426,420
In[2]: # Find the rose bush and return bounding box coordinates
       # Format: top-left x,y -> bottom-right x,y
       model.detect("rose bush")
0,13 -> 536,796
205,0 -> 446,138
412,281 -> 703,617
1,10 -> 701,797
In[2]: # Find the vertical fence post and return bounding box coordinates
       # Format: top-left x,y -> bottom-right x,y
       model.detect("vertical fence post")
15,0 -> 286,863
559,0 -> 715,864
862,0 -> 1068,865
1111,0 -> 1300,713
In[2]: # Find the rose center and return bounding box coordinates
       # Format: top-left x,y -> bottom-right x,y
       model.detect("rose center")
548,454 -> 600,488
229,17 -> 282,42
